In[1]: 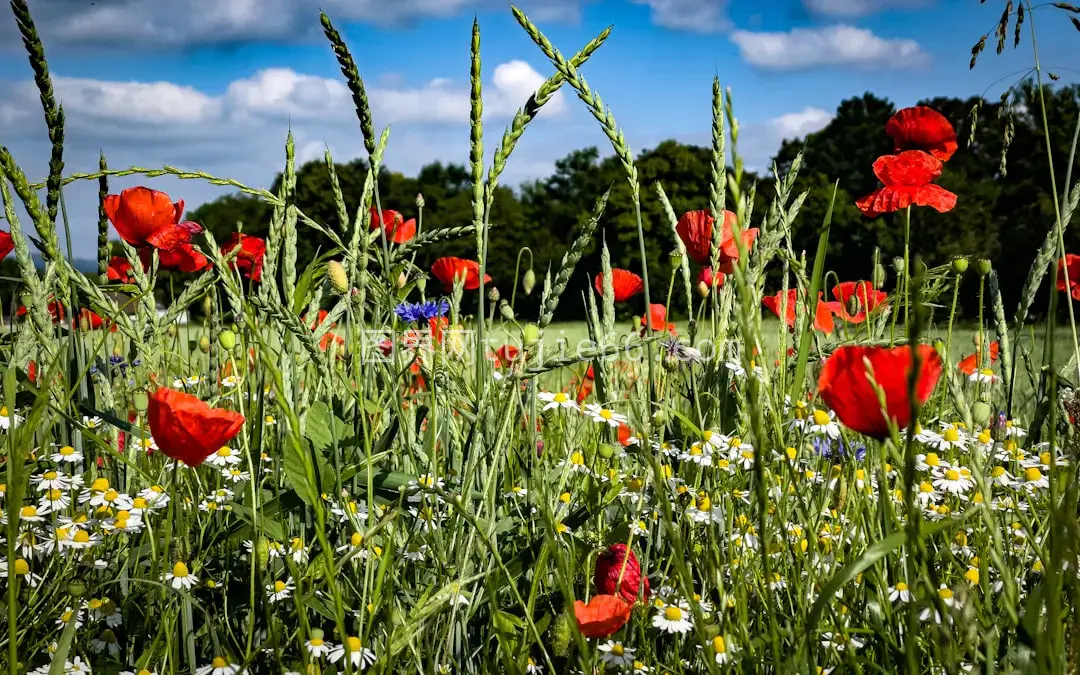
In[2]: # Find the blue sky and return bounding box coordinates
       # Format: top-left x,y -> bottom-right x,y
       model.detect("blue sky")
0,0 -> 1076,253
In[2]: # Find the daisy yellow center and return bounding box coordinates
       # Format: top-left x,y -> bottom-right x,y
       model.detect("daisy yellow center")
730,437 -> 741,448
696,494 -> 712,511
91,478 -> 109,492
310,638 -> 324,647
73,530 -> 90,543
1040,452 -> 1051,465
945,469 -> 960,481
559,492 -> 571,503
718,459 -> 730,469
351,532 -> 363,546
690,446 -> 703,456
703,430 -> 713,442
347,636 -> 362,652
855,469 -> 866,481
212,658 -> 227,668
954,532 -> 967,546
1025,467 -> 1043,482
59,446 -> 75,456
133,497 -> 148,509
944,428 -> 960,442
611,643 -> 625,656
741,450 -> 754,460
570,452 -> 584,465
172,562 -> 190,578
103,489 -> 119,502
13,559 -> 28,575
115,510 -> 130,521
19,506 -> 36,518
43,471 -> 58,480
980,368 -> 993,376
664,606 -> 683,621
991,466 -> 1005,477
627,478 -> 643,492
55,527 -> 70,540
599,409 -> 612,420
553,392 -> 568,403
812,410 -> 831,426
556,523 -> 568,534
964,568 -> 980,584
925,453 -> 940,467
939,588 -> 954,600
785,447 -> 797,460
895,582 -> 908,591
978,430 -> 991,443
139,670 -> 152,675
274,580 -> 287,592
216,447 -> 232,457
713,636 -> 727,653
919,482 -> 934,493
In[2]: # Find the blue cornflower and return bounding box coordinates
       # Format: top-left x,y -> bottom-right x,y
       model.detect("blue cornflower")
812,437 -> 866,462
394,299 -> 449,323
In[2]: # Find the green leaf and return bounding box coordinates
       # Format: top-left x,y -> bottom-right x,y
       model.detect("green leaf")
283,437 -> 318,507
305,401 -> 352,452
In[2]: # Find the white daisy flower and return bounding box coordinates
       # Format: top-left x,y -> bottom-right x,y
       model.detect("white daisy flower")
50,445 -> 84,464
82,415 -> 104,430
583,403 -> 628,427
195,657 -> 242,675
806,409 -> 841,439
0,406 -> 23,431
537,391 -> 579,411
164,561 -> 198,591
651,602 -> 693,634
888,581 -> 911,604
266,578 -> 294,603
328,637 -> 377,670
933,468 -> 973,495
305,636 -> 335,659
599,641 -> 635,667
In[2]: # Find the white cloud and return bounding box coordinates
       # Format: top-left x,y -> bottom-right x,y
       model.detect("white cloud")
629,0 -> 731,33
1,0 -> 585,48
769,107 -> 834,139
802,0 -> 932,17
730,25 -> 929,70
53,77 -> 222,125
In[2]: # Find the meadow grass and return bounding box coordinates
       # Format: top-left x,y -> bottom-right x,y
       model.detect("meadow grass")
2,1 -> 1080,675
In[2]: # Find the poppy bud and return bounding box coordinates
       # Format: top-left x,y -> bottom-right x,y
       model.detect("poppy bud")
499,300 -> 514,321
202,295 -> 213,317
971,401 -> 992,427
536,439 -> 544,456
487,286 -> 500,303
522,323 -> 540,347
522,268 -> 536,296
415,277 -> 426,293
972,332 -> 982,348
951,257 -> 969,274
198,336 -> 211,353
846,294 -> 861,317
892,257 -> 905,274
132,391 -> 149,413
697,280 -> 710,298
327,260 -> 349,294
66,580 -> 87,597
416,193 -> 425,208
873,263 -> 887,289
218,330 -> 237,351
976,258 -> 992,276
598,444 -> 616,460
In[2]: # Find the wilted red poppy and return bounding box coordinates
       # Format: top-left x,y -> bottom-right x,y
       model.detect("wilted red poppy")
431,257 -> 490,292
886,106 -> 958,162
698,266 -> 724,289
817,344 -> 943,439
104,187 -> 203,249
640,304 -> 677,336
146,387 -> 245,467
574,595 -> 632,638
222,233 -> 266,283
762,289 -> 838,334
831,281 -> 888,324
141,243 -> 210,273
1057,254 -> 1080,301
106,256 -> 135,283
958,341 -> 1000,375
593,269 -> 644,302
675,210 -> 759,270
856,151 -> 957,219
369,208 -> 416,244
596,543 -> 650,604
0,230 -> 12,260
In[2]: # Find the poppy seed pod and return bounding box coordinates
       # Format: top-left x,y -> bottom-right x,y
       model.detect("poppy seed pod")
198,336 -> 211,353
499,300 -> 514,321
522,323 -> 540,347
971,401 -> 992,427
132,391 -> 150,414
327,260 -> 349,294
66,580 -> 88,597
892,257 -> 905,274
202,295 -> 213,316
951,257 -> 969,274
669,249 -> 683,266
522,268 -> 536,295
598,443 -> 616,460
218,330 -> 237,351
976,258 -> 992,276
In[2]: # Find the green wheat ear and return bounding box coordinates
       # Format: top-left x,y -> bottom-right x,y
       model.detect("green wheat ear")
97,152 -> 110,284
320,11 -> 377,157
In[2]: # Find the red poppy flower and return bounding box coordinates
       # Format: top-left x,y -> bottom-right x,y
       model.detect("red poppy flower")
574,595 -> 632,638
146,387 -> 245,467
222,233 -> 266,282
16,299 -> 65,323
429,317 -> 447,345
617,423 -> 636,447
698,266 -> 724,289
74,308 -> 117,332
576,377 -> 594,403
640,304 -> 677,336
431,257 -> 490,292
104,187 -> 203,249
0,230 -> 13,260
675,210 -> 759,270
106,256 -> 135,283
831,281 -> 888,324
1057,254 -> 1080,301
369,208 -> 417,244
817,344 -> 943,439
958,341 -> 1000,375
320,332 -> 345,352
762,289 -> 838,334
886,106 -> 958,162
594,268 -> 644,302
493,344 -> 520,368
140,243 -> 210,273
856,151 -> 958,219
595,543 -> 650,604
